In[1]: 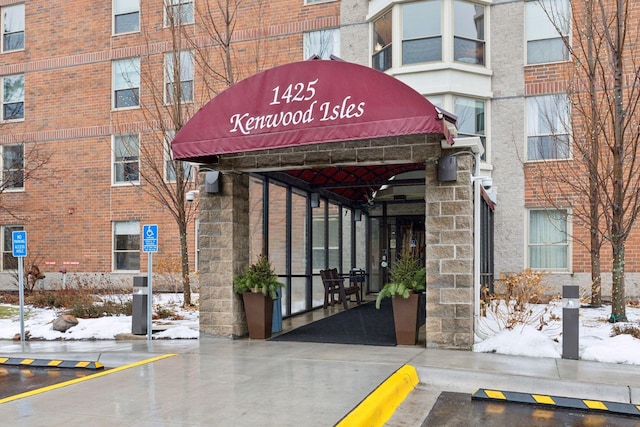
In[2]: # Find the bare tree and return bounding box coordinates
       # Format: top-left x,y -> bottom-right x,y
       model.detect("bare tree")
113,0 -> 272,306
533,0 -> 640,321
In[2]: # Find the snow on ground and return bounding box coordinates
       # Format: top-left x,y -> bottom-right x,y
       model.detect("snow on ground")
0,293 -> 199,341
474,301 -> 640,364
2,292 -> 640,366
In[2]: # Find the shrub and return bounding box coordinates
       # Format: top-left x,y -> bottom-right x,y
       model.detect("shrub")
478,269 -> 559,336
611,323 -> 640,339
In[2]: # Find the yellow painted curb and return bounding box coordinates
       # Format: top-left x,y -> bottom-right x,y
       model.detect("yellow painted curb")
0,353 -> 177,405
336,364 -> 419,427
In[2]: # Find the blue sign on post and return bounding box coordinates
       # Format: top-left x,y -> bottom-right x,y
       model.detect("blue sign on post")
12,231 -> 27,257
142,224 -> 158,253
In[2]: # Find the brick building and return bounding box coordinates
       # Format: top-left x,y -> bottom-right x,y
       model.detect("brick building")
2,0 -> 640,348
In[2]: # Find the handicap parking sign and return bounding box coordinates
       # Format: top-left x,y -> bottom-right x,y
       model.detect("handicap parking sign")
142,224 -> 158,253
12,231 -> 27,257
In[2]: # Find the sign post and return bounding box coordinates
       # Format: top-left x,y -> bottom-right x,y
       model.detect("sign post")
142,224 -> 158,341
12,231 -> 27,345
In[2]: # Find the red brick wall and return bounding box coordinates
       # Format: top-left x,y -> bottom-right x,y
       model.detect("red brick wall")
0,0 -> 340,277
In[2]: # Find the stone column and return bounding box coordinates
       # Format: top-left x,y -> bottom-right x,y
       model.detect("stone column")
424,155 -> 474,348
198,172 -> 250,338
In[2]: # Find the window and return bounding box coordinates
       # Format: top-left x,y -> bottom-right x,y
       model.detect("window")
454,1 -> 485,65
312,214 -> 339,270
113,58 -> 140,109
526,94 -> 570,161
454,97 -> 486,158
164,131 -> 193,182
526,0 -> 570,64
113,221 -> 140,271
165,51 -> 194,104
372,9 -> 392,71
2,225 -> 23,271
114,0 -> 140,34
304,29 -> 340,60
528,209 -> 568,270
2,74 -> 24,120
113,134 -> 140,184
2,4 -> 24,52
165,0 -> 194,26
402,0 -> 441,65
2,144 -> 24,190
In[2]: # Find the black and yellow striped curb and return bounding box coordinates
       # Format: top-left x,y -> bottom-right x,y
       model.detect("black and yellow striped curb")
472,388 -> 640,417
0,357 -> 104,370
336,364 -> 419,427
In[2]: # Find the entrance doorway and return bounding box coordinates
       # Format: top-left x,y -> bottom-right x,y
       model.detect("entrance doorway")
369,215 -> 425,292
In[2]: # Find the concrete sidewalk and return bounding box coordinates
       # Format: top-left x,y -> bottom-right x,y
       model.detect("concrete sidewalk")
0,338 -> 639,426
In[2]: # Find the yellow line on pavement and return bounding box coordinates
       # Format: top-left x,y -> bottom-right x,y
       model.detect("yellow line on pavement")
0,353 -> 177,405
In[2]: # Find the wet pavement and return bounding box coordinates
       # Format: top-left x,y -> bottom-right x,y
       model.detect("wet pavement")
422,392 -> 640,427
0,338 -> 638,426
0,366 -> 91,399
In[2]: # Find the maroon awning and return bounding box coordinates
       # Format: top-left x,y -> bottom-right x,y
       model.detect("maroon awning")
171,59 -> 452,161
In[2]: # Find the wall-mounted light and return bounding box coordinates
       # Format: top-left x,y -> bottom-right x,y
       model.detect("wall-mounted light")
354,209 -> 362,222
310,192 -> 320,208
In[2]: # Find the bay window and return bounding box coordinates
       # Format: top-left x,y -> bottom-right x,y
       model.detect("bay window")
454,0 -> 485,65
402,1 -> 441,65
372,9 -> 392,71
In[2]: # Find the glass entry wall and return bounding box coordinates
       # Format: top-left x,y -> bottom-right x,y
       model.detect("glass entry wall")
249,175 -> 363,318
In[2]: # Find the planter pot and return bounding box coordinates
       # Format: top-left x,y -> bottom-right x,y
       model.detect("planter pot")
392,293 -> 421,345
242,291 -> 274,339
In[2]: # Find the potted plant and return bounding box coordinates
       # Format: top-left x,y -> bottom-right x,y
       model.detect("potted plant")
375,255 -> 426,345
234,254 -> 284,339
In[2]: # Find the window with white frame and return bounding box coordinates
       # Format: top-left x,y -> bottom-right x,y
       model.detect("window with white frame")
113,0 -> 140,34
165,51 -> 194,104
2,74 -> 24,121
2,3 -> 24,52
372,1 -> 488,70
165,0 -> 194,26
304,29 -> 340,60
2,144 -> 24,190
372,9 -> 392,72
113,58 -> 140,109
113,134 -> 140,184
164,131 -> 193,182
454,0 -> 485,65
528,209 -> 569,270
526,94 -> 570,161
454,97 -> 486,157
402,0 -> 441,65
2,225 -> 23,271
113,221 -> 140,271
526,0 -> 570,65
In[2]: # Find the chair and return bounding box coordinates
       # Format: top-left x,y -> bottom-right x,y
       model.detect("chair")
320,268 -> 362,310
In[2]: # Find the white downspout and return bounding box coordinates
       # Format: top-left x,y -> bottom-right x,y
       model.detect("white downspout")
472,154 -> 481,344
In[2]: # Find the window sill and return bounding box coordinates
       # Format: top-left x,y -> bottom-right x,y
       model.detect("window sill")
392,61 -> 493,77
112,182 -> 141,187
524,60 -> 571,68
112,31 -> 141,37
1,48 -> 25,54
112,106 -> 140,112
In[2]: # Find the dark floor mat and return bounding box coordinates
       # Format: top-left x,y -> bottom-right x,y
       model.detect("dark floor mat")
270,296 -> 425,346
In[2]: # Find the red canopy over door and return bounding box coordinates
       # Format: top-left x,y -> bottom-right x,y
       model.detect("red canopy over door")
171,59 -> 451,161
